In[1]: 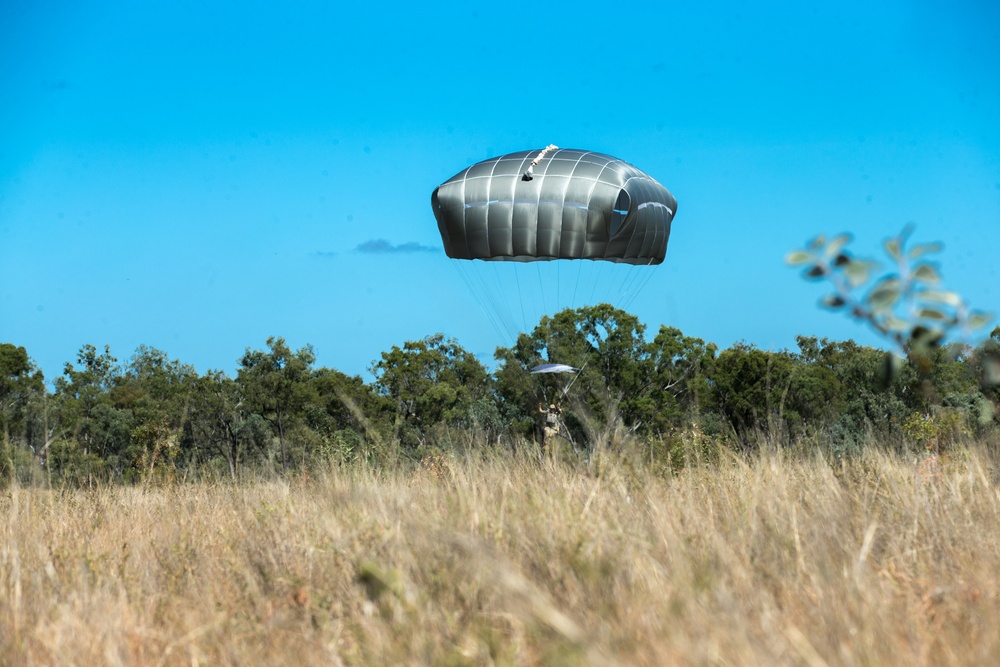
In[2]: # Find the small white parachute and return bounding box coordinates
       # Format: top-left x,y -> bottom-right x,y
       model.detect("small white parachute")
530,363 -> 578,374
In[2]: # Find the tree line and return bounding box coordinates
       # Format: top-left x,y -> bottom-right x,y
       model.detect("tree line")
2,304 -> 999,485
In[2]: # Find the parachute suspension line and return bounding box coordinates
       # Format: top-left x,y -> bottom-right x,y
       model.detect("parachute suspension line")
611,264 -> 632,310
536,262 -> 547,317
589,260 -> 606,306
611,264 -> 644,311
596,262 -> 629,310
603,264 -> 624,305
615,264 -> 644,305
556,259 -> 561,310
468,263 -> 504,339
521,144 -> 559,181
472,262 -> 516,342
470,261 -> 529,345
608,264 -> 635,310
562,357 -> 591,397
618,263 -> 661,316
449,260 -> 510,346
634,262 -> 661,304
571,259 -> 584,309
513,264 -> 528,338
490,261 -> 518,341
624,264 -> 649,304
575,261 -> 660,319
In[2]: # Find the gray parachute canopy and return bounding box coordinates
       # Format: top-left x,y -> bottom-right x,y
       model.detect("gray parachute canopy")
432,148 -> 677,265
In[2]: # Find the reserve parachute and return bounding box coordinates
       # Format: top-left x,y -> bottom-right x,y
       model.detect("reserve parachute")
432,147 -> 677,341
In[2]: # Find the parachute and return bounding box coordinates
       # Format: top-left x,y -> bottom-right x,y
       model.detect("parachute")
530,363 -> 578,374
432,148 -> 676,265
432,147 -> 677,345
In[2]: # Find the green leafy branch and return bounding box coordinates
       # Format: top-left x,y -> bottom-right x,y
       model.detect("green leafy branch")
788,226 -> 993,362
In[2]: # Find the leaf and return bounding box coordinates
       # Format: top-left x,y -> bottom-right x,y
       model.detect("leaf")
899,223 -> 916,243
908,242 -> 943,260
824,233 -> 852,259
911,263 -> 941,285
967,311 -> 994,330
808,234 -> 826,251
883,315 -> 910,332
821,294 -> 847,309
977,399 -> 995,426
867,278 -> 901,312
910,325 -> 944,348
884,237 -> 902,261
805,265 -> 826,279
918,307 -> 948,321
877,352 -> 903,389
984,358 -> 1000,387
920,290 -> 962,307
843,260 -> 872,288
786,250 -> 813,266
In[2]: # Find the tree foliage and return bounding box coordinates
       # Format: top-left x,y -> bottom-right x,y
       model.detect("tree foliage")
2,295 -> 997,484
371,334 -> 491,453
788,227 -> 994,385
238,337 -> 316,472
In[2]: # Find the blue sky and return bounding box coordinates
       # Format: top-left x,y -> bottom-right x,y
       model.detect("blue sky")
2,0 -> 998,382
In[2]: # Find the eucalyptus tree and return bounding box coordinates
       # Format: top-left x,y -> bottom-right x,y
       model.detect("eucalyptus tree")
186,370 -> 275,479
237,337 -> 316,472
644,326 -> 716,433
494,305 -> 657,446
0,343 -> 46,482
51,345 -> 130,474
370,334 -> 491,451
0,343 -> 43,448
707,343 -> 796,446
110,346 -> 198,477
308,367 -> 390,462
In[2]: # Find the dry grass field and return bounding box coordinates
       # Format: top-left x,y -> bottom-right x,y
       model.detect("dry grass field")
3,439 -> 1000,666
